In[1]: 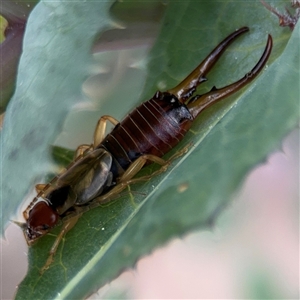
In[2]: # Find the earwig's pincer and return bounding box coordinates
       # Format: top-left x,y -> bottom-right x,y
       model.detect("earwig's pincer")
20,27 -> 273,272
168,26 -> 250,100
186,33 -> 273,118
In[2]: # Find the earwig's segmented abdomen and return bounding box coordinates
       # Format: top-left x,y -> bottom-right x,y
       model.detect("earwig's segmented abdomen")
100,92 -> 194,171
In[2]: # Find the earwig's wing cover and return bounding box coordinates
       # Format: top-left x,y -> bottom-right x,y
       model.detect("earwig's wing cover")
56,149 -> 110,186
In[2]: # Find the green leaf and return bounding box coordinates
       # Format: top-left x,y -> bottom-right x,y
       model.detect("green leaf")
0,0 -> 38,111
10,0 -> 300,299
51,146 -> 74,167
1,0 -> 114,232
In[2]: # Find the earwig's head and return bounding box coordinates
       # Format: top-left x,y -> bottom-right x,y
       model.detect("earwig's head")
24,201 -> 59,245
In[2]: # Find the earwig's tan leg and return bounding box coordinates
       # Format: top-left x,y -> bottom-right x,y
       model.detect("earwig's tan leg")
94,144 -> 190,204
75,144 -> 92,158
122,144 -> 190,183
73,115 -> 119,159
40,215 -> 80,274
71,115 -> 119,160
93,115 -> 119,147
120,154 -> 167,182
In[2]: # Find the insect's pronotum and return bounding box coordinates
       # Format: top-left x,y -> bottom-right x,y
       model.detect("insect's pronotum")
18,27 -> 272,273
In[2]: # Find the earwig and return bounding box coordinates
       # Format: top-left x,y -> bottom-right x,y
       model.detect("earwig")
18,27 -> 273,273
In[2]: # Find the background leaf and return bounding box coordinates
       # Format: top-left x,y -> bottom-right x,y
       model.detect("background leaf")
5,0 -> 299,299
0,0 -> 37,111
1,0 -> 114,232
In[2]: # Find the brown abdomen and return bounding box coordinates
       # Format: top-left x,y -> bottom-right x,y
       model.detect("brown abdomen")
100,91 -> 194,171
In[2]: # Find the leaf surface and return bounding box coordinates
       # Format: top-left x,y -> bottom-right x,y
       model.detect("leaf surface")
10,0 -> 300,299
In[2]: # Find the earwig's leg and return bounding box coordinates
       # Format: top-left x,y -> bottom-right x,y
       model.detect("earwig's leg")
93,115 -> 119,147
121,143 -> 190,182
187,34 -> 273,119
35,184 -> 46,193
120,155 -> 167,182
94,144 -> 190,204
75,144 -> 92,158
74,115 -> 120,158
40,215 -> 80,274
168,27 -> 250,101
